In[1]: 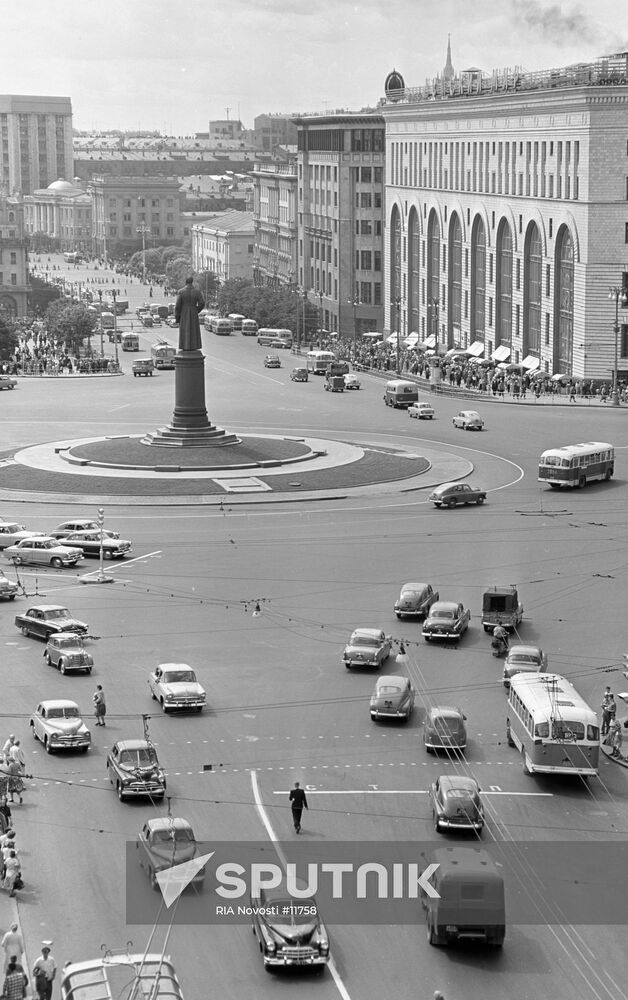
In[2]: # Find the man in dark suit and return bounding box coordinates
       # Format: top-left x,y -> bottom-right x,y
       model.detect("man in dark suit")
289,782 -> 308,834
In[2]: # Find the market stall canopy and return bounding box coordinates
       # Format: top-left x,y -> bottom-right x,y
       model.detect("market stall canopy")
522,355 -> 540,371
386,332 -> 403,344
361,331 -> 383,339
424,335 -> 436,349
467,340 -> 485,357
551,372 -> 570,382
404,333 -> 419,347
491,345 -> 511,362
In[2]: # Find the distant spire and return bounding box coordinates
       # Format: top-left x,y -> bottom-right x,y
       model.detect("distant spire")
443,34 -> 454,80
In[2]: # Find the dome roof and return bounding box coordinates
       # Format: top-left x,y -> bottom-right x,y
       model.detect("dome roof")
47,178 -> 80,192
385,69 -> 405,100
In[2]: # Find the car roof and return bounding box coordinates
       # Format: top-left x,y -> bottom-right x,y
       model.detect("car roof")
459,410 -> 480,416
146,817 -> 192,832
429,601 -> 459,611
39,699 -> 80,710
157,663 -> 194,671
429,705 -> 464,718
27,604 -> 71,612
401,582 -> 429,591
115,739 -> 152,751
438,775 -> 478,791
375,675 -> 407,689
48,632 -> 83,640
351,627 -> 384,638
508,644 -> 542,656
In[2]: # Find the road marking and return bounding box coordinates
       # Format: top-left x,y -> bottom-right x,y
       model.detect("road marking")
80,550 -> 162,579
272,789 -> 553,796
108,403 -> 131,412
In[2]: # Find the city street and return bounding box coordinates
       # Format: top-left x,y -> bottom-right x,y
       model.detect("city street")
1,279 -> 627,1000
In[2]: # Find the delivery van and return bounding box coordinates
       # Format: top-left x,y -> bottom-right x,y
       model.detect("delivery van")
383,379 -> 419,408
422,847 -> 505,948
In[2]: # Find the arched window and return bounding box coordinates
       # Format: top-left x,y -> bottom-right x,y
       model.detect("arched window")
523,222 -> 542,356
495,220 -> 512,349
554,226 -> 574,373
427,209 -> 440,343
0,296 -> 18,320
470,216 -> 486,342
448,213 -> 462,348
390,205 -> 401,321
408,208 -> 420,335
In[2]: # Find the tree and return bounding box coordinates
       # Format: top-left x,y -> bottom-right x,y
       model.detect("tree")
161,246 -> 188,265
0,314 -> 18,361
28,275 -> 61,316
195,270 -> 220,303
165,256 -> 193,291
44,300 -> 97,354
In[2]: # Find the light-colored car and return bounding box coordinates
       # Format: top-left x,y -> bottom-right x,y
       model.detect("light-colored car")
394,582 -> 439,619
107,739 -> 166,802
424,706 -> 468,753
50,520 -> 119,540
452,409 -> 484,430
503,645 -> 548,687
370,675 -> 415,721
30,700 -> 91,754
0,522 -> 40,549
148,663 -> 206,712
423,601 -> 471,642
430,775 -> 484,833
0,375 -> 17,390
343,628 -> 392,669
45,632 -> 94,675
408,401 -> 434,419
136,817 -> 204,892
429,482 -> 487,508
5,536 -> 82,568
344,373 -> 361,390
62,531 -> 132,559
264,354 -> 281,368
0,573 -> 19,600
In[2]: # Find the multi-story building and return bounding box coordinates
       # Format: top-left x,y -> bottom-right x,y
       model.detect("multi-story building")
254,114 -> 298,152
382,50 -> 628,379
23,179 -> 91,251
88,175 -> 183,255
0,193 -> 28,318
190,210 -> 255,282
295,113 -> 385,336
0,95 -> 73,195
252,158 -> 298,286
209,120 -> 244,143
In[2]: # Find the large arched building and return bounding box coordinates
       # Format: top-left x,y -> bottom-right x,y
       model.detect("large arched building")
381,53 -> 628,379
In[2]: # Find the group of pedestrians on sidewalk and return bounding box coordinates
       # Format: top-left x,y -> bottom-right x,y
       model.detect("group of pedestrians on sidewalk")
601,687 -> 626,759
0,932 -> 56,1000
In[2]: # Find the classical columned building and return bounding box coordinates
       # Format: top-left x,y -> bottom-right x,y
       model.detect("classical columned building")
381,53 -> 628,379
23,179 -> 91,251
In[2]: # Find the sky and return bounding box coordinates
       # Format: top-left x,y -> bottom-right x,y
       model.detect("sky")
3,0 -> 627,134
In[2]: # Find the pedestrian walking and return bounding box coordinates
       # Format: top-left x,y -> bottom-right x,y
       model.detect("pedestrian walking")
6,760 -> 23,805
610,722 -> 624,759
0,796 -> 11,835
93,685 -> 106,726
601,687 -> 616,736
289,781 -> 308,834
1,736 -> 15,757
33,944 -> 56,1000
2,852 -> 21,897
1,924 -> 24,973
9,742 -> 25,775
2,958 -> 28,1000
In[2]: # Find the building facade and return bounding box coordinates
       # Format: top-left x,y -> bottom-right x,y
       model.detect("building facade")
382,52 -> 628,379
254,114 -> 299,152
209,120 -> 244,143
23,179 -> 91,251
252,159 -> 298,286
191,210 -> 255,281
295,114 -> 385,336
0,95 -> 73,195
88,175 -> 182,255
0,194 -> 28,318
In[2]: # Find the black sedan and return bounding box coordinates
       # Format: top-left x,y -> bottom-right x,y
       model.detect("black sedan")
62,531 -> 132,559
429,775 -> 484,834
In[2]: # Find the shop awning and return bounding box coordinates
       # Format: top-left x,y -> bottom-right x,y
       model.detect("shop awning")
522,355 -> 540,371
404,333 -> 419,347
491,345 -> 511,362
424,335 -> 436,348
467,340 -> 485,357
361,331 -> 383,339
386,332 -> 402,344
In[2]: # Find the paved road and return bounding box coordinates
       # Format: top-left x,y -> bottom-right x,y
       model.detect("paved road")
1,259 -> 627,1000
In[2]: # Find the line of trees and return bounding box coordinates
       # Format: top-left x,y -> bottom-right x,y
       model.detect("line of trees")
216,279 -> 319,338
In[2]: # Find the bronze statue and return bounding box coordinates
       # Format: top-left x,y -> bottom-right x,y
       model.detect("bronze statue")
175,277 -> 205,351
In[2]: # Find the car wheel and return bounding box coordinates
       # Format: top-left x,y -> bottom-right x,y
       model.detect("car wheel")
424,635 -> 431,642
395,612 -> 401,619
81,746 -> 89,754
578,475 -> 586,489
522,750 -> 532,775
150,689 -> 157,701
59,660 -> 67,675
476,496 -> 485,505
21,625 -> 30,637
149,868 -> 159,891
195,706 -> 203,713
13,556 -> 23,566
104,550 -> 113,559
506,720 -> 515,747
117,781 -> 126,802
44,736 -> 53,755
160,698 -> 169,713
427,917 -> 443,947
51,557 -> 64,569
446,498 -> 456,508
433,814 -> 441,833
345,663 -> 351,670
605,468 -> 613,481
434,503 -> 442,508
45,652 -> 52,665
85,666 -> 92,675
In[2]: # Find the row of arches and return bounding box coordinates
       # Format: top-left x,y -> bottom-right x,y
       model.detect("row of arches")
390,206 -> 574,371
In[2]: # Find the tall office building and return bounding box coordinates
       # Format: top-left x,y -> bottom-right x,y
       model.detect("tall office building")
0,95 -> 73,195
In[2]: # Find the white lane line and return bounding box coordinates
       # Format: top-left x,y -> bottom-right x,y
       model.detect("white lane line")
109,404 -> 131,412
272,789 -> 554,796
80,550 -> 162,578
250,771 -> 353,1000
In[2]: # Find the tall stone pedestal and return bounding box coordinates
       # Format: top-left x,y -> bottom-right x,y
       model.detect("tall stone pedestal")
143,350 -> 239,447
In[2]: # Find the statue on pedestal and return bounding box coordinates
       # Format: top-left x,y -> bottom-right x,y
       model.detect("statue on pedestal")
175,277 -> 205,351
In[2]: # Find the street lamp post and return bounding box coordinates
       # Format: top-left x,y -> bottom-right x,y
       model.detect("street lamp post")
429,297 -> 440,355
80,507 -> 114,585
392,296 -> 401,374
608,285 -> 627,407
137,222 -> 150,285
318,290 -> 323,334
112,290 -> 119,367
97,290 -> 104,356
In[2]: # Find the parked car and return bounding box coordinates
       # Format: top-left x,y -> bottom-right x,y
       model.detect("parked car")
106,739 -> 166,802
430,775 -> 484,833
51,520 -> 119,540
429,482 -> 487,508
62,531 -> 132,559
290,367 -> 309,382
370,675 -> 415,721
0,573 -> 19,600
424,706 -> 468,753
408,401 -> 434,419
251,878 -> 330,969
45,632 -> 94,675
343,373 -> 361,390
264,354 -> 281,368
0,522 -> 40,549
15,605 -> 89,640
343,628 -> 392,669
423,601 -> 471,642
133,359 -> 154,377
452,409 -> 484,430
5,536 -> 82,568
30,700 -> 90,754
394,582 -> 439,619
148,663 -> 206,713
0,375 -> 17,390
503,644 -> 548,687
136,817 -> 204,892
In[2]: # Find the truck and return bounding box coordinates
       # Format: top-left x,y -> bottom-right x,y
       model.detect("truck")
422,847 -> 505,948
481,585 -> 523,633
132,359 -> 154,377
151,341 -> 176,370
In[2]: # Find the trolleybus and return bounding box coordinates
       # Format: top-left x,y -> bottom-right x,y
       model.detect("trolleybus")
151,341 -> 176,369
60,951 -> 184,1000
306,350 -> 336,374
538,442 -> 614,488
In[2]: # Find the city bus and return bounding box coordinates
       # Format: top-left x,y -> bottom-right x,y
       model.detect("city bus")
101,311 -> 115,331
241,318 -> 258,336
60,952 -> 184,1000
151,341 -> 176,369
228,313 -> 245,331
306,349 -> 336,374
538,441 -> 614,488
206,316 -> 232,335
122,333 -> 140,351
506,673 -> 600,776
257,328 -> 293,348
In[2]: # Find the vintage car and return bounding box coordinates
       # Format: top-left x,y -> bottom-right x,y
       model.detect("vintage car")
343,373 -> 361,390
62,531 -> 132,559
148,663 -> 206,713
5,536 -> 82,568
269,338 -> 289,350
394,582 -> 439,619
503,644 -> 548,687
251,878 -> 330,969
0,522 -> 40,549
343,628 -> 392,669
370,675 -> 415,721
324,375 -> 345,392
452,409 -> 484,431
30,699 -> 91,754
424,706 -> 468,753
107,739 -> 166,802
136,817 -> 204,892
15,605 -> 89,640
422,601 -> 471,642
482,585 -> 523,632
290,367 -> 309,382
45,632 -> 94,675
50,520 -> 119,540
0,573 -> 19,600
430,775 -> 484,833
133,359 -> 155,376
264,354 -> 281,368
429,482 -> 487,508
0,375 -> 17,390
408,401 -> 435,419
